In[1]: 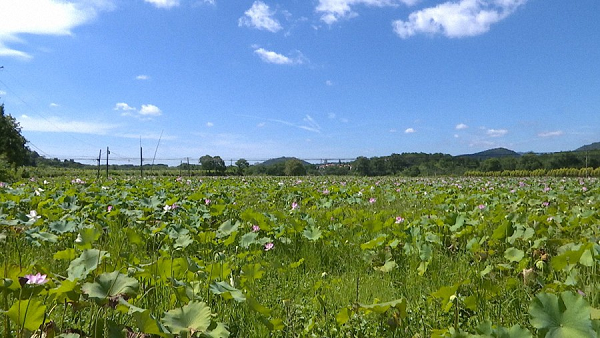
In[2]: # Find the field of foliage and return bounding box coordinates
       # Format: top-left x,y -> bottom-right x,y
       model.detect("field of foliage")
0,176 -> 599,337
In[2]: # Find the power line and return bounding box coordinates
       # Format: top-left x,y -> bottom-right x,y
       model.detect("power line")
0,70 -> 103,151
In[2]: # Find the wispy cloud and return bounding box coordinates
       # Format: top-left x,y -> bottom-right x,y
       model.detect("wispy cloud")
136,75 -> 150,80
239,114 -> 322,133
0,0 -> 115,59
487,128 -> 508,137
455,123 -> 468,130
206,122 -> 214,127
316,0 -> 418,24
253,47 -> 306,65
239,1 -> 282,32
405,127 -> 415,133
538,130 -> 564,138
18,115 -> 118,134
301,115 -> 321,133
393,0 -> 528,39
118,132 -> 177,140
144,0 -> 180,9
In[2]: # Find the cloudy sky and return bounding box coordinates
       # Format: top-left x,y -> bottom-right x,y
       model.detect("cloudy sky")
0,0 -> 599,165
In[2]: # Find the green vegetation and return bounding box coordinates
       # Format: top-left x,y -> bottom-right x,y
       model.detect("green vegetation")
0,176 -> 598,337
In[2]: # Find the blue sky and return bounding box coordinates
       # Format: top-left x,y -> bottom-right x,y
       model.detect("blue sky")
1,0 -> 599,165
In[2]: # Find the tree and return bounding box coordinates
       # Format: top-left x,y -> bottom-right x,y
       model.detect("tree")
481,158 -> 502,172
235,158 -> 250,175
353,156 -> 371,176
213,156 -> 226,175
0,104 -> 29,167
199,155 -> 215,174
518,153 -> 543,171
284,159 -> 306,176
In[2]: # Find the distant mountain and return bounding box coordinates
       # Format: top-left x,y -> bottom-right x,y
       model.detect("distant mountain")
459,147 -> 521,160
575,142 -> 600,152
259,157 -> 311,166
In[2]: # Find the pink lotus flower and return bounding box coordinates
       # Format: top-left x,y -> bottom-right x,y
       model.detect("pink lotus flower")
369,198 -> 376,204
478,204 -> 486,210
291,202 -> 298,210
395,216 -> 404,224
252,225 -> 260,232
107,205 -> 113,212
264,242 -> 274,251
24,273 -> 48,285
204,199 -> 211,205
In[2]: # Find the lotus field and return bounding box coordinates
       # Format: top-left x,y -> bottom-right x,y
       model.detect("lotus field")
0,176 -> 599,337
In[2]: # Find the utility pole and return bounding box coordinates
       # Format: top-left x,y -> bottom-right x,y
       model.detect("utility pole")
106,147 -> 110,178
140,145 -> 143,178
97,149 -> 102,179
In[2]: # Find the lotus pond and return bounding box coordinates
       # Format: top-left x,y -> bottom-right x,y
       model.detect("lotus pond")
0,176 -> 599,337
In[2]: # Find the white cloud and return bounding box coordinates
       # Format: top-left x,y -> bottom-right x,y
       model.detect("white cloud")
393,0 -> 528,39
136,75 -> 150,80
0,90 -> 7,96
389,128 -> 397,133
114,102 -> 136,111
239,1 -> 282,32
0,0 -> 114,59
49,102 -> 59,107
206,122 -> 214,127
455,123 -> 468,130
257,122 -> 266,127
538,130 -> 564,138
18,115 -> 117,134
115,102 -> 162,118
254,48 -> 305,65
144,0 -> 180,9
316,0 -> 418,24
487,128 -> 508,137
325,80 -> 333,86
139,104 -> 162,116
405,127 -> 415,133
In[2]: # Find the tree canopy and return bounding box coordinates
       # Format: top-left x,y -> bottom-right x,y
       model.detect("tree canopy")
0,104 -> 29,167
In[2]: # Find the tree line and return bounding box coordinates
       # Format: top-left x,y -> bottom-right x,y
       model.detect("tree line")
2,104 -> 600,180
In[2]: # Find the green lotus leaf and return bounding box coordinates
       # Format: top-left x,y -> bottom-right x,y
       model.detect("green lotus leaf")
161,301 -> 212,335
132,309 -> 168,337
216,220 -> 239,238
204,322 -> 230,338
67,249 -> 109,281
209,281 -> 246,302
360,234 -> 387,250
240,232 -> 258,248
82,271 -> 139,301
374,259 -> 397,273
5,298 -> 46,331
504,247 -> 524,263
247,297 -> 272,316
75,226 -> 103,250
358,298 -> 406,315
529,291 -> 595,338
49,220 -> 78,233
303,225 -> 322,241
